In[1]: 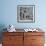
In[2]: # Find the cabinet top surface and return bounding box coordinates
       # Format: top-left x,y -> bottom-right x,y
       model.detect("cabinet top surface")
4,29 -> 45,32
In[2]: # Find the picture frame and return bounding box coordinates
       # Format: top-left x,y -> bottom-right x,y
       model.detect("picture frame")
17,5 -> 35,23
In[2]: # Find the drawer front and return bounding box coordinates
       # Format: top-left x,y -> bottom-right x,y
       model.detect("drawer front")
3,32 -> 23,36
32,36 -> 45,44
3,36 -> 23,44
3,43 -> 23,46
31,44 -> 44,46
24,32 -> 44,36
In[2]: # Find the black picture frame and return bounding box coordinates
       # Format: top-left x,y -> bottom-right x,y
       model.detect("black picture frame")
17,5 -> 35,23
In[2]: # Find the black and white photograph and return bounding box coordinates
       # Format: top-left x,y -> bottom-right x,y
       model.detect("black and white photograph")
17,5 -> 35,23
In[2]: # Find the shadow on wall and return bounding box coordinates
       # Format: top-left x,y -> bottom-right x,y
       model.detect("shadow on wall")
0,24 -> 7,43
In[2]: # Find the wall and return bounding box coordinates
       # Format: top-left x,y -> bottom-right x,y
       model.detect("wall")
1,0 -> 37,29
0,0 -> 46,29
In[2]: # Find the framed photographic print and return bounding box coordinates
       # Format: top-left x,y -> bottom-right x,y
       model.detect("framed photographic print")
17,5 -> 35,23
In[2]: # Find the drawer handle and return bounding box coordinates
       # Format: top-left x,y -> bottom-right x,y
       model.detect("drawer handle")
32,39 -> 36,40
9,38 -> 13,40
9,38 -> 12,40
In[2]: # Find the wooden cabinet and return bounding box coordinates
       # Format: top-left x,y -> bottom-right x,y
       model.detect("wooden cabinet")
2,32 -> 45,46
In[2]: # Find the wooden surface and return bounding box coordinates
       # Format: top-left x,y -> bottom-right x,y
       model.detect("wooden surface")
2,32 -> 45,46
24,32 -> 45,46
2,32 -> 24,46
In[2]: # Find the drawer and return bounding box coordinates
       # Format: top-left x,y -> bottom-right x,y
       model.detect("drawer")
3,32 -> 23,36
3,36 -> 23,42
24,32 -> 44,36
3,43 -> 23,46
31,44 -> 44,46
32,36 -> 45,44
3,36 -> 23,44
